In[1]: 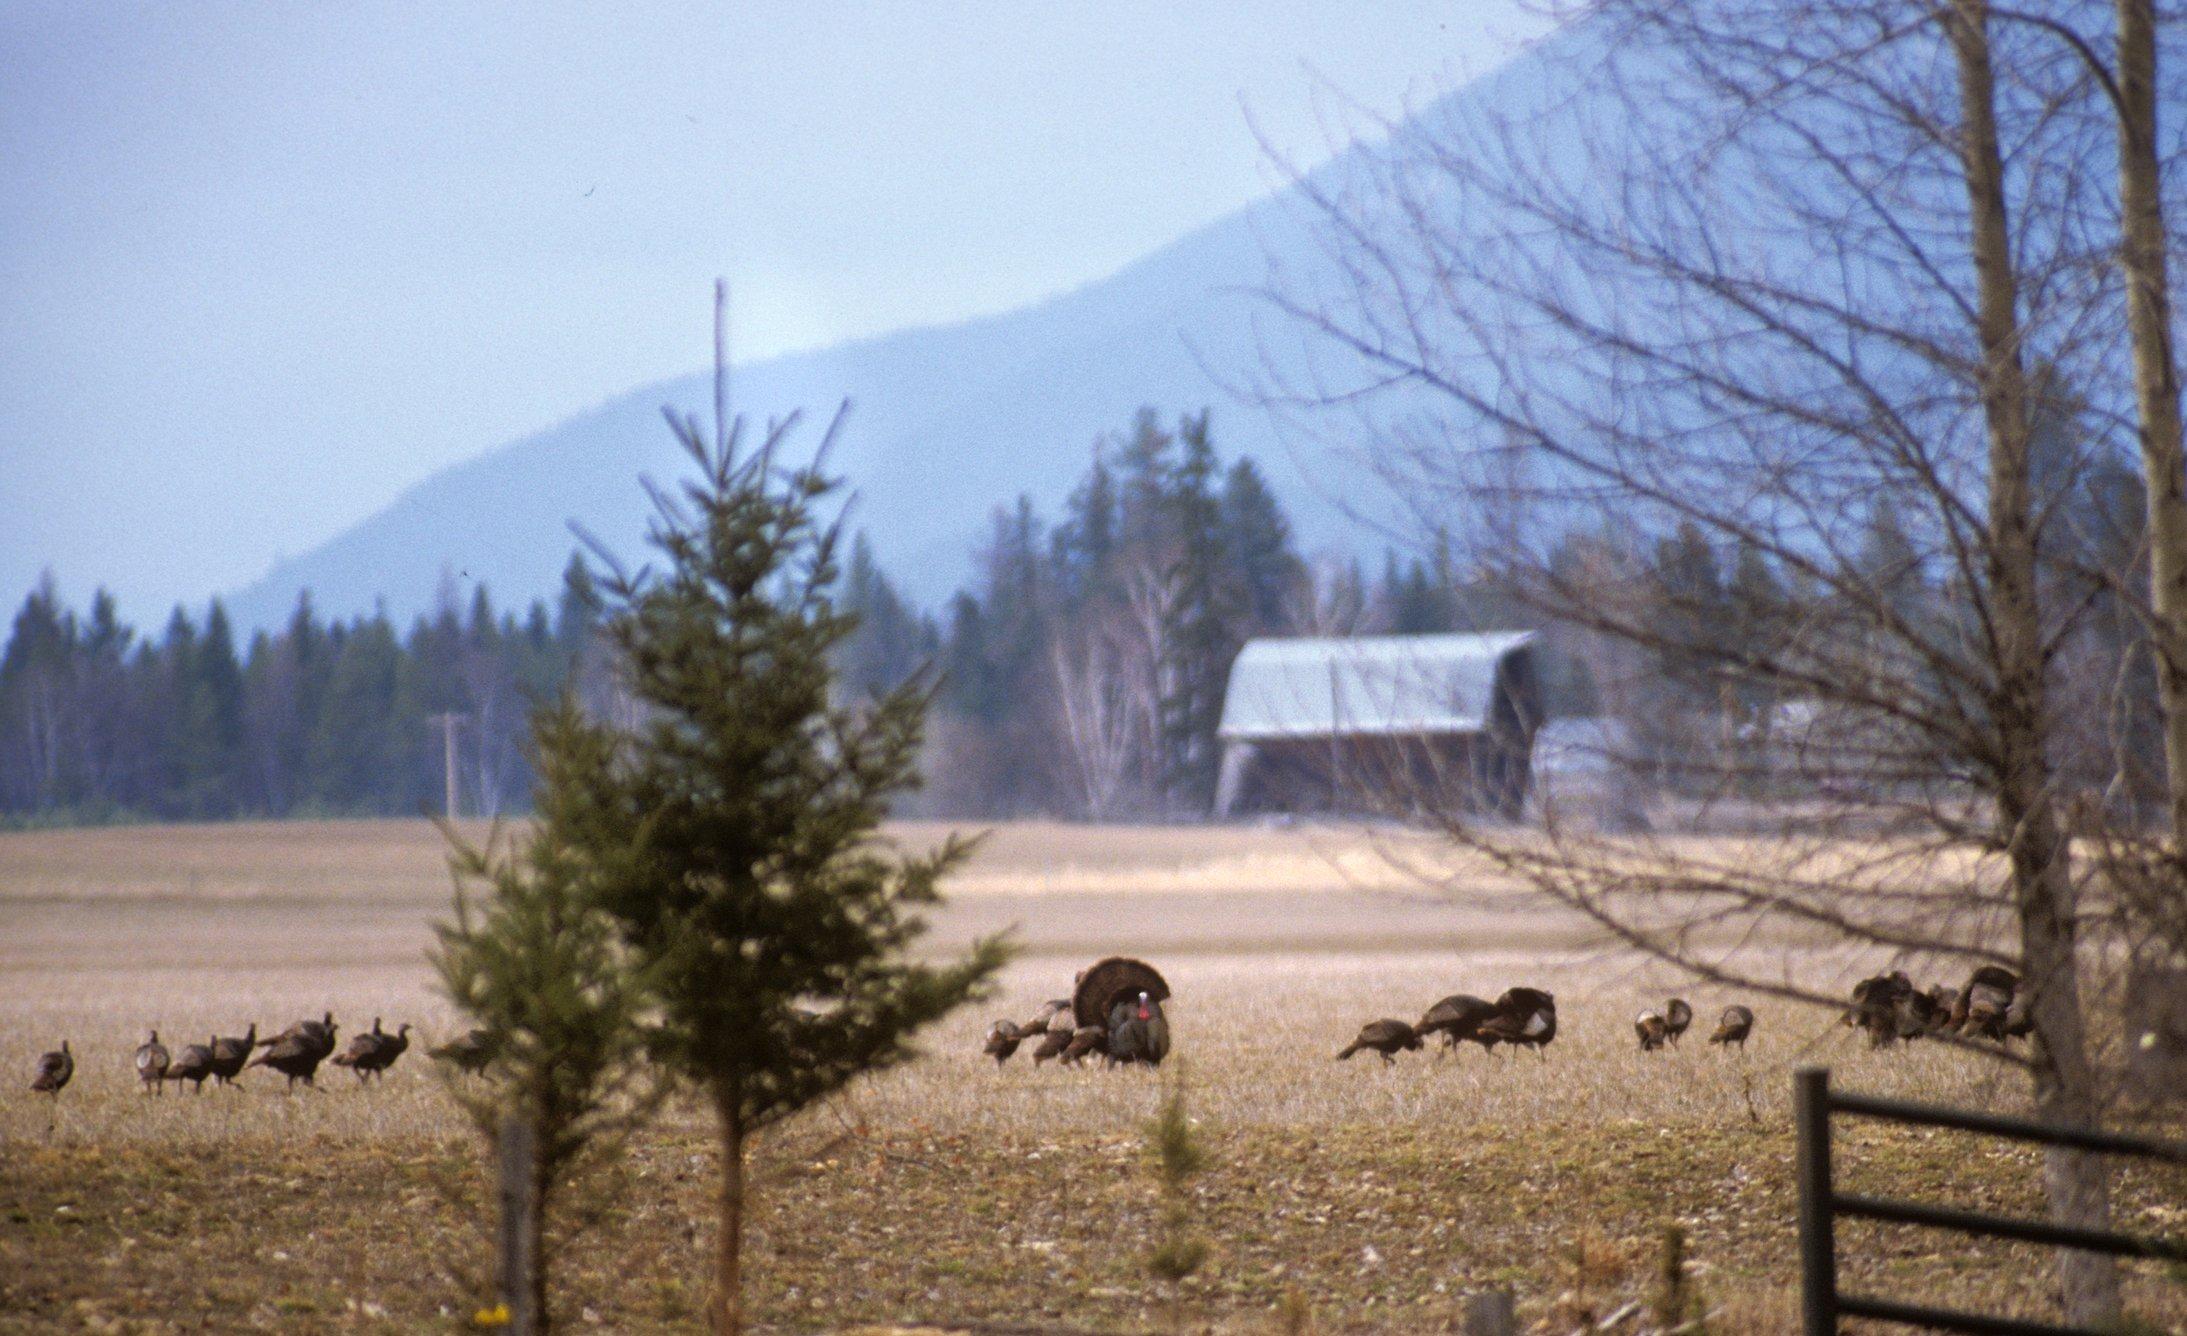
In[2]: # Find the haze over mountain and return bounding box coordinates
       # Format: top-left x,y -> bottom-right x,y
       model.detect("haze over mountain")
223,184 -> 1318,629
5,2 -> 1557,628
222,32 -> 1586,632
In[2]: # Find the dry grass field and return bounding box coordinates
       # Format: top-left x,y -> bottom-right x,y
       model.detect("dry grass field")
1,819 -> 2181,1333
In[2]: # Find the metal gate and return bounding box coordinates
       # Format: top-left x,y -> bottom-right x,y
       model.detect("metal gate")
1794,1066 -> 2187,1335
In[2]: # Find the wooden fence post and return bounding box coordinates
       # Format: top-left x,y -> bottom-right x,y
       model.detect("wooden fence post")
498,1115 -> 540,1335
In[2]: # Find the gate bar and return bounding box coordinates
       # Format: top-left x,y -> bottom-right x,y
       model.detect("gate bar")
1827,1090 -> 2187,1164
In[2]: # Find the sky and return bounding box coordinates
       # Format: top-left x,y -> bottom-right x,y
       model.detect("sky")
0,1 -> 1545,626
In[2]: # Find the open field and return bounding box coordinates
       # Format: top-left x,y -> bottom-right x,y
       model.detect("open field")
1,820 -> 2182,1332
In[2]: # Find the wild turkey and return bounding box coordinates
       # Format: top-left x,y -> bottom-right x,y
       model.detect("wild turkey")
209,1023 -> 256,1087
166,1039 -> 215,1093
1896,986 -> 1948,1041
331,1017 -> 388,1085
1058,1025 -> 1108,1066
1336,1019 -> 1422,1063
249,1016 -> 338,1090
1635,1010 -> 1669,1052
1417,994 -> 1500,1054
1959,966 -> 2019,1041
1480,987 -> 1558,1057
135,1030 -> 171,1095
1848,972 -> 1914,1046
1019,999 -> 1072,1035
260,1011 -> 337,1053
356,1022 -> 410,1081
1073,959 -> 1169,1036
983,1020 -> 1027,1065
1105,992 -> 1171,1067
430,1028 -> 497,1076
1663,999 -> 1693,1047
1709,1005 -> 1755,1049
31,1041 -> 72,1095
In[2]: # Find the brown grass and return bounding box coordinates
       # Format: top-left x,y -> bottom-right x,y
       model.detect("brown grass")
1,819 -> 2181,1332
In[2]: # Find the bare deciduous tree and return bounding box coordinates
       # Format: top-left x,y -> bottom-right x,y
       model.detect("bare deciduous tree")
1049,618 -> 1145,819
1263,1 -> 2175,1320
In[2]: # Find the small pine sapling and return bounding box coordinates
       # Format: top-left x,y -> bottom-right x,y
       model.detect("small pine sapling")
431,698 -> 663,1334
1143,1068 -> 1211,1326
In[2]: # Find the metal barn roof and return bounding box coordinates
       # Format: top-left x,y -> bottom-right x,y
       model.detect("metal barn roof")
1217,632 -> 1537,742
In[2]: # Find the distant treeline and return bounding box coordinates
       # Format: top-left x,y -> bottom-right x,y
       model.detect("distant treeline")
0,408 -> 1553,826
0,569 -> 606,825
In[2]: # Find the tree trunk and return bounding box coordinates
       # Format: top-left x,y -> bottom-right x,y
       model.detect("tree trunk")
712,1090 -> 747,1336
1951,2 -> 2121,1322
2115,0 -> 2187,845
497,1114 -> 544,1335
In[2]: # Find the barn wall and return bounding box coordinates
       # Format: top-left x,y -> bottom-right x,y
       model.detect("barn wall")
1221,729 -> 1531,819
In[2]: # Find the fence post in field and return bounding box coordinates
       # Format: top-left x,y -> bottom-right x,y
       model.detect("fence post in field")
1462,1288 -> 1516,1336
1794,1067 -> 1836,1336
497,1114 -> 540,1334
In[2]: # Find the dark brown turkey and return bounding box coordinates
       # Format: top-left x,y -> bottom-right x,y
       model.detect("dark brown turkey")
135,1030 -> 171,1095
1074,960 -> 1168,1033
31,1041 -> 72,1096
982,1020 -> 1028,1065
1896,985 -> 1952,1040
430,1028 -> 497,1076
1019,999 -> 1072,1035
1479,987 -> 1557,1057
249,1015 -> 339,1089
1848,972 -> 1914,1046
1021,999 -> 1077,1065
1416,993 -> 1500,1055
1958,966 -> 2020,1041
1635,1010 -> 1669,1052
210,1024 -> 256,1087
166,1039 -> 215,1093
1663,998 -> 1693,1046
333,1020 -> 410,1083
1029,1026 -> 1074,1065
259,1011 -> 337,1054
1105,992 -> 1170,1067
1709,1005 -> 1755,1049
1336,1019 -> 1422,1063
1058,1025 -> 1108,1066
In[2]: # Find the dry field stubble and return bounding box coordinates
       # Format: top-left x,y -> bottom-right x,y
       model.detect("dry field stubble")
0,820 -> 2181,1332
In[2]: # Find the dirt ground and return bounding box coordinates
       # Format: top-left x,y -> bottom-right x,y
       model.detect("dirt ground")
1,819 -> 2181,1332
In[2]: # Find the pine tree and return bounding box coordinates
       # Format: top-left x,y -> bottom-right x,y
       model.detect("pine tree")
561,407 -> 1009,1332
1055,452 -> 1119,606
0,577 -> 78,811
1217,458 -> 1301,634
175,601 -> 245,816
309,613 -> 402,812
841,534 -> 933,699
1161,412 -> 1232,812
432,697 -> 659,1333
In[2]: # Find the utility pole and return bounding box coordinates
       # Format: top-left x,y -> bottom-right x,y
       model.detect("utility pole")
427,712 -> 467,819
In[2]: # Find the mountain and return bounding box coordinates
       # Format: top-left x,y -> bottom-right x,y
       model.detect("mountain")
224,39 -> 1564,632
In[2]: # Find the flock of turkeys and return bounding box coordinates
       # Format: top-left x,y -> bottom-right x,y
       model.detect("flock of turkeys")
1845,965 -> 2034,1046
24,962 -> 2038,1099
982,956 -> 1174,1069
1339,986 -> 1569,1063
28,1014 -> 479,1099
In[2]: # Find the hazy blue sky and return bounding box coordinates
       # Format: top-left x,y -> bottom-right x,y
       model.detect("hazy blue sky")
1,1 -> 1544,623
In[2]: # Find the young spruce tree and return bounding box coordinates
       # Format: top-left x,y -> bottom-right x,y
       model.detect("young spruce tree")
432,697 -> 661,1333
568,403 -> 1010,1333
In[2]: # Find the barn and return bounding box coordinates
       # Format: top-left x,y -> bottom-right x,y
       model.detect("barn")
1213,631 -> 1542,819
